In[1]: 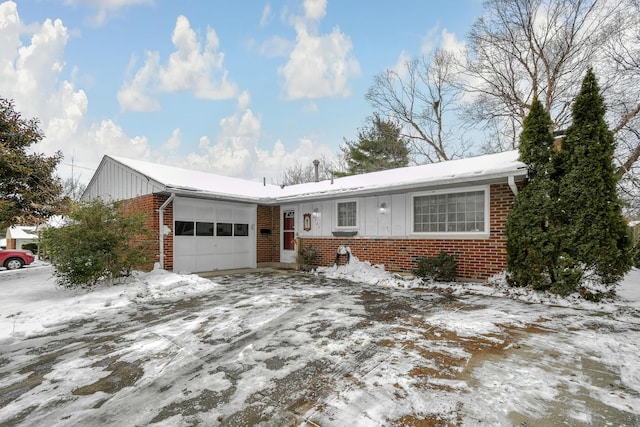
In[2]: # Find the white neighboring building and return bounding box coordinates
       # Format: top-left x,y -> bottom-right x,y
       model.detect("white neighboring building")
5,226 -> 38,250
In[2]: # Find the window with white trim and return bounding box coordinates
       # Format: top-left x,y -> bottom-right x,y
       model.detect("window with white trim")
336,200 -> 357,228
413,189 -> 486,233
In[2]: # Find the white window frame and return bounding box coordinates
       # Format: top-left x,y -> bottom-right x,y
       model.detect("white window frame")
411,185 -> 490,239
335,199 -> 359,229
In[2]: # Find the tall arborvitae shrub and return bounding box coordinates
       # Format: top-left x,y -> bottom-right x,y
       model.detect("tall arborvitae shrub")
556,69 -> 632,293
506,98 -> 559,290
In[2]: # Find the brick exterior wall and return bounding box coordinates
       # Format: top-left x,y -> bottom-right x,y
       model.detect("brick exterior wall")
117,182 -> 514,279
257,205 -> 280,263
120,194 -> 173,271
298,183 -> 515,280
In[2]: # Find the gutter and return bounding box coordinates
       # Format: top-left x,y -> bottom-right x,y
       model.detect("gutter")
158,193 -> 175,269
508,175 -> 518,196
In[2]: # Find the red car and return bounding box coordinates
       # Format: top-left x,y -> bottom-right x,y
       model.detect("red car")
0,249 -> 35,270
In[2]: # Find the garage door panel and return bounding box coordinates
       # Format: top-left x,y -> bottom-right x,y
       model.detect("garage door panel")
194,238 -> 215,253
174,237 -> 196,256
232,238 -> 251,254
195,255 -> 216,272
174,255 -> 196,273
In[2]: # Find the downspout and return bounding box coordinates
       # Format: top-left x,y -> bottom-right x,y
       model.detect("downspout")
158,193 -> 175,269
508,175 -> 518,196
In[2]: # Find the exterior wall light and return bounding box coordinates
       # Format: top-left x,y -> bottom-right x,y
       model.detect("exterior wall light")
379,202 -> 388,214
312,207 -> 320,217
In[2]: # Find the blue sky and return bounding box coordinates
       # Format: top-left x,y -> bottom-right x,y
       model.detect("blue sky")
2,0 -> 483,183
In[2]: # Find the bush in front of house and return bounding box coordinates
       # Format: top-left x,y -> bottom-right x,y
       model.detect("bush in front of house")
297,243 -> 319,271
22,242 -> 38,254
41,199 -> 151,289
413,251 -> 457,282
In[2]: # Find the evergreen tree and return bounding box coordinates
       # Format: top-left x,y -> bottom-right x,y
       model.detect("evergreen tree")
506,98 -> 559,290
556,69 -> 632,292
0,98 -> 64,229
341,113 -> 409,175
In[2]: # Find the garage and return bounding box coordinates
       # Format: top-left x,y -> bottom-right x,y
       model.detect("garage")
172,197 -> 257,273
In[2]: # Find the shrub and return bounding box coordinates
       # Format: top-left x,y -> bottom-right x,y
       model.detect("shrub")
22,242 -> 38,254
549,254 -> 582,296
632,244 -> 640,268
297,244 -> 319,271
413,251 -> 457,282
41,199 -> 152,288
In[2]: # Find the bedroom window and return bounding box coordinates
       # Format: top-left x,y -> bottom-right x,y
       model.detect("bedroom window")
336,200 -> 357,228
413,189 -> 487,234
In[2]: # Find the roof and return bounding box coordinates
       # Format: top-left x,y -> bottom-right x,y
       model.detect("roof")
276,150 -> 526,201
105,150 -> 527,203
7,226 -> 38,240
110,156 -> 276,201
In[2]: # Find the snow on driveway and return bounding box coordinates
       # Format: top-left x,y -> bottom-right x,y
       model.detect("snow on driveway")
0,263 -> 639,426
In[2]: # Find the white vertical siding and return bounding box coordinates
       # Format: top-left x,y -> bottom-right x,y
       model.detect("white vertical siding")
83,159 -> 163,201
288,193 -> 411,238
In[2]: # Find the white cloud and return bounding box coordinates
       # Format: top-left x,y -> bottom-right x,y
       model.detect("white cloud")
117,52 -> 161,112
303,0 -> 327,21
260,3 -> 271,28
391,50 -> 411,79
281,26 -> 360,99
0,2 -> 152,179
278,4 -> 360,100
257,35 -> 293,58
183,91 -> 334,181
63,0 -> 153,27
420,24 -> 440,55
118,15 -> 237,112
163,128 -> 181,151
420,25 -> 466,59
440,28 -> 466,57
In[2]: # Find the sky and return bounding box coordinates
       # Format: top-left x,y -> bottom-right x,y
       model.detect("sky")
1,0 -> 483,184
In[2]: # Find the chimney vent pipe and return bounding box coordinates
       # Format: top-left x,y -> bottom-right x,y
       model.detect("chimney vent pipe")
313,159 -> 320,182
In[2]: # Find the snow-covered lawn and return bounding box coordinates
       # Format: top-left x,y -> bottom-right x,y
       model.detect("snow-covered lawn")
0,260 -> 639,426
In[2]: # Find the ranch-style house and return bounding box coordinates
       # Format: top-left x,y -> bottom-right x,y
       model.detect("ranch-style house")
83,151 -> 526,280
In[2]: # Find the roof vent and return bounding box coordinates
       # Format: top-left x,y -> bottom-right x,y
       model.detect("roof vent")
313,159 -> 320,182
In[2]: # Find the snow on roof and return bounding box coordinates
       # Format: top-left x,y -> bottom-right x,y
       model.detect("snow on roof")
109,150 -> 526,202
7,225 -> 38,239
278,150 -> 526,201
109,156 -> 277,200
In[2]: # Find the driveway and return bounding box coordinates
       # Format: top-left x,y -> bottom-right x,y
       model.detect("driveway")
0,268 -> 639,426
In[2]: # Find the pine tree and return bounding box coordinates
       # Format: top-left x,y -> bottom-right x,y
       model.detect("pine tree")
341,113 -> 409,175
0,98 -> 64,228
556,69 -> 632,292
506,97 -> 559,290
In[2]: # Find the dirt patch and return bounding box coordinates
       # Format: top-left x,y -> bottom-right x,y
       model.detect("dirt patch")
0,349 -> 67,410
393,413 -> 458,426
150,386 -> 236,424
72,360 -> 143,395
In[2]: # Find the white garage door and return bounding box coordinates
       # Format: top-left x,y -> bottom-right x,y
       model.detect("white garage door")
172,197 -> 256,273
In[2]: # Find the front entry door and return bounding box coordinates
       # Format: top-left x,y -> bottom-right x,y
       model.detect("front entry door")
282,210 -> 296,262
